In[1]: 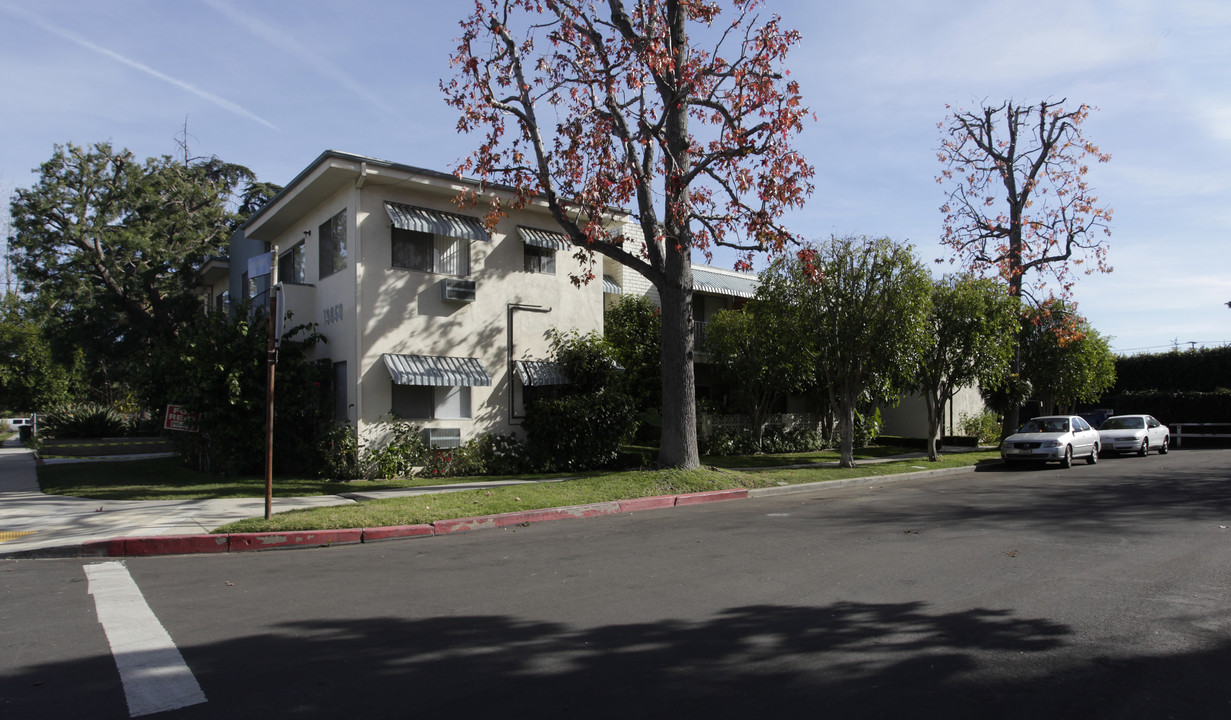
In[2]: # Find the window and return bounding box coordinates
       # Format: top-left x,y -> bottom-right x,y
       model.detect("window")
524,244 -> 556,274
318,209 -> 347,279
278,242 -> 306,284
392,228 -> 469,276
333,362 -> 348,422
391,385 -> 472,419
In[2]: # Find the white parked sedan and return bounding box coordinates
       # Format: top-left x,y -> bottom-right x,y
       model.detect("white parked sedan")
1097,414 -> 1170,456
1001,415 -> 1101,468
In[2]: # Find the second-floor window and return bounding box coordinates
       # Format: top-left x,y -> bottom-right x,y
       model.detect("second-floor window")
524,245 -> 556,274
319,209 -> 347,279
392,229 -> 470,276
278,242 -> 306,284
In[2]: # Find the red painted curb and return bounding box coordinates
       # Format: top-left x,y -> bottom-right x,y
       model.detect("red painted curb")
229,529 -> 363,551
78,487 -> 756,557
119,535 -> 230,556
362,524 -> 435,542
617,495 -> 678,512
674,489 -> 749,506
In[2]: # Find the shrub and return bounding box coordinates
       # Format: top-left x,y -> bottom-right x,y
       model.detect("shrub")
473,432 -> 531,476
42,402 -> 128,438
698,427 -> 758,456
321,423 -> 360,481
361,418 -> 428,480
525,389 -> 636,471
959,409 -> 1003,445
760,423 -> 822,454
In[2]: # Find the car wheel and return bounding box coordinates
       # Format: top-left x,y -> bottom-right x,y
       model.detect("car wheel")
1160,437 -> 1169,454
1087,444 -> 1099,464
1138,438 -> 1149,457
1060,445 -> 1073,468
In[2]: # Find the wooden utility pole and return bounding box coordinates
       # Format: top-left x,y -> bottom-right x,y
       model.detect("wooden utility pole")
264,246 -> 279,520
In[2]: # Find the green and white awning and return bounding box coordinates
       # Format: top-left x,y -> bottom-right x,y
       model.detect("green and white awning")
385,202 -> 490,242
513,360 -> 569,387
383,354 -> 493,387
517,226 -> 571,251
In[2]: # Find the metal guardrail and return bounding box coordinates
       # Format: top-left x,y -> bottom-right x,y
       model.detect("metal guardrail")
1169,422 -> 1231,447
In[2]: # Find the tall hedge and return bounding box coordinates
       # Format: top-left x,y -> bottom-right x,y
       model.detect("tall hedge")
1111,346 -> 1231,394
1096,390 -> 1231,424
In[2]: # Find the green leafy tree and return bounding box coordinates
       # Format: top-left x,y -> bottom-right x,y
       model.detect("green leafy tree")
603,295 -> 662,419
6,142 -> 261,403
0,294 -> 84,411
1020,299 -> 1116,414
913,275 -> 1019,460
762,236 -> 932,467
149,304 -> 332,475
703,298 -> 810,450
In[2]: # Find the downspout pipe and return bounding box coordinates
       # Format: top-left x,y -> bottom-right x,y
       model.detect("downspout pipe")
508,303 -> 551,425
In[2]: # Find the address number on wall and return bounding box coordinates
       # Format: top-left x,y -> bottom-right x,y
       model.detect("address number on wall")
323,303 -> 344,325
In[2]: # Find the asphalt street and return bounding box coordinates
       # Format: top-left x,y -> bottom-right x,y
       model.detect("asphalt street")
3,448 -> 1230,719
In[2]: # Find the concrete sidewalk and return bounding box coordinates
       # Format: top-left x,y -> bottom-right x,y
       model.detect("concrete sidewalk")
0,440 -> 361,558
0,437 -> 985,559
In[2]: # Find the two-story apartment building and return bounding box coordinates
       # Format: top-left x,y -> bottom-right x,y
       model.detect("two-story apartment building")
232,150 -> 612,447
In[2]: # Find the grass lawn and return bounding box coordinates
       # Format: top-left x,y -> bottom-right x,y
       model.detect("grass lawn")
33,447 -> 1000,532
702,444 -> 921,468
217,451 -> 1000,533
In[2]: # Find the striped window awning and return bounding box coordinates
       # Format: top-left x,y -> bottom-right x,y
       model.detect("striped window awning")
385,202 -> 490,242
383,354 -> 493,387
517,226 -> 571,251
513,360 -> 570,387
692,266 -> 758,298
602,275 -> 622,294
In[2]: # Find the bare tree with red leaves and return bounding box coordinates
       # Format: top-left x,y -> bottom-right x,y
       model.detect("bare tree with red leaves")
937,99 -> 1113,436
443,0 -> 814,468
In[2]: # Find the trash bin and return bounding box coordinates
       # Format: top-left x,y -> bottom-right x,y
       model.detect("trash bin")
19,425 -> 32,443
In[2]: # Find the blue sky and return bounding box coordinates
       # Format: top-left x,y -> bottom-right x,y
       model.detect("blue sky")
1,0 -> 1227,355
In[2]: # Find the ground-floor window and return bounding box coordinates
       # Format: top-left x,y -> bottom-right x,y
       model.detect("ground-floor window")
392,385 -> 472,420
333,361 -> 348,422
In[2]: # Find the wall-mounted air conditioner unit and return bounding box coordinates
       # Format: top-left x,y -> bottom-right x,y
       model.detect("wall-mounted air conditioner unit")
423,428 -> 462,449
441,278 -> 476,303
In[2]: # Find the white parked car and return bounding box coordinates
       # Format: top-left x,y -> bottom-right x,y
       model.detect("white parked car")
1001,415 -> 1101,468
1097,414 -> 1170,456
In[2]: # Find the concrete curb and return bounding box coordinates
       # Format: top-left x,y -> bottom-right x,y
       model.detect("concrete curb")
7,464 -> 978,560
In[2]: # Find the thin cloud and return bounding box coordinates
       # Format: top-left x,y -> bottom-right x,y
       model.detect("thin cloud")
199,0 -> 398,117
0,3 -> 279,131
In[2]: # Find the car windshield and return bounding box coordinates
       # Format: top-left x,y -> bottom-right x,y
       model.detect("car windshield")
1101,417 -> 1144,430
1021,419 -> 1069,434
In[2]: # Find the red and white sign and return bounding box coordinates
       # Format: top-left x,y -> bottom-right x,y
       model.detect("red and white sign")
164,405 -> 200,432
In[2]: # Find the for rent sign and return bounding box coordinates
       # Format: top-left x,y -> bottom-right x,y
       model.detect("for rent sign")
164,405 -> 200,432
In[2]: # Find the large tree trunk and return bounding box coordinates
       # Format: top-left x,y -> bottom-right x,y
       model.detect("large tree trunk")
657,279 -> 699,469
837,383 -> 856,469
924,390 -> 944,461
655,0 -> 699,470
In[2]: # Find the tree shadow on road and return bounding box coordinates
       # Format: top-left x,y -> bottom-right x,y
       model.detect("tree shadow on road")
10,599 -> 1230,719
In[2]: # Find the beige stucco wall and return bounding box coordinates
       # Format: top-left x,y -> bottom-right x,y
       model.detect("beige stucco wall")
878,385 -> 987,439
247,163 -> 604,445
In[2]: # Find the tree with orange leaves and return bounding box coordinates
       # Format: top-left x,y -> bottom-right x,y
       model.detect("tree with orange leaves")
443,0 -> 814,468
937,99 -> 1113,435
